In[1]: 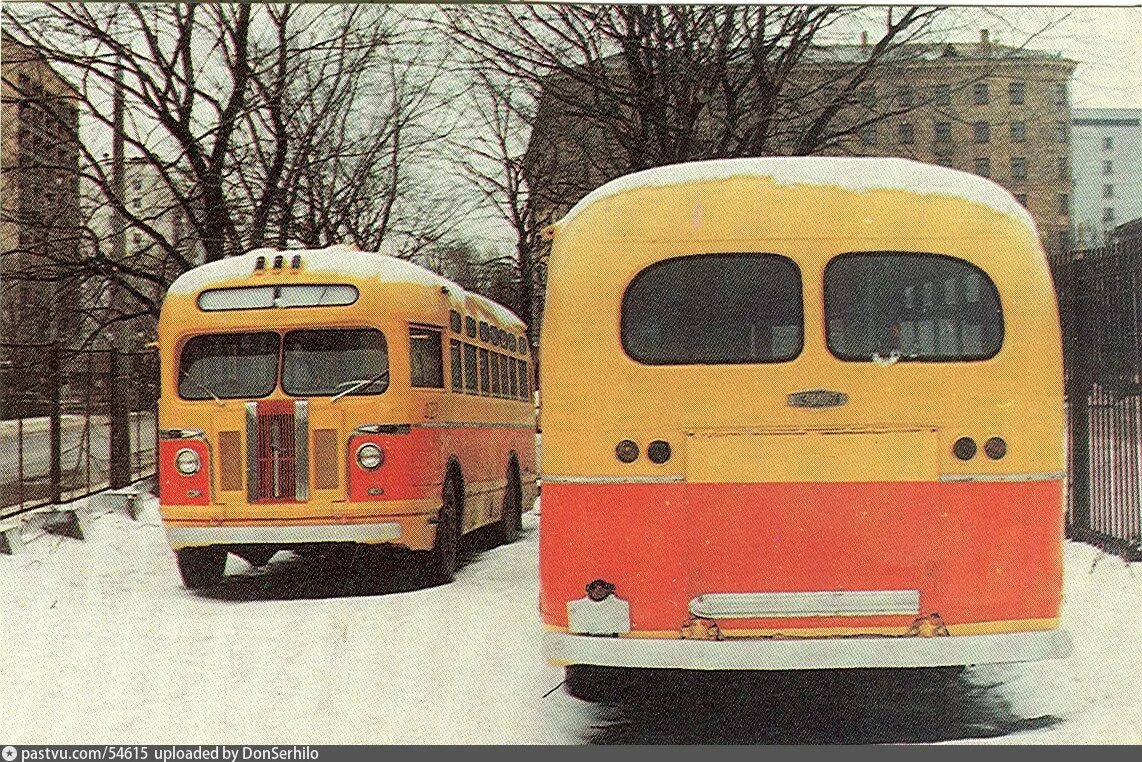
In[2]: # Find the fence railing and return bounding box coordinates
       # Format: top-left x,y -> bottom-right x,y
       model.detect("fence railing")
0,343 -> 158,519
1054,234 -> 1142,560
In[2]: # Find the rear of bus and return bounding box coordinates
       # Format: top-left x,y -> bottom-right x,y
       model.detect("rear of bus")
157,246 -> 535,588
539,158 -> 1072,672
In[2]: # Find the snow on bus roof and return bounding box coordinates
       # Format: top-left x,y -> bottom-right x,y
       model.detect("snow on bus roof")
165,244 -> 525,327
556,157 -> 1037,232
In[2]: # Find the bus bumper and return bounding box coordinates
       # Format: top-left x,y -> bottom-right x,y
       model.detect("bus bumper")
543,628 -> 1073,670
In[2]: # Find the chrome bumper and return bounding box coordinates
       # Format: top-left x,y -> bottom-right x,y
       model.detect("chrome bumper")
544,628 -> 1073,670
165,522 -> 401,548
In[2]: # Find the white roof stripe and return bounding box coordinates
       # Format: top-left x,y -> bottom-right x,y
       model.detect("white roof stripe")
556,157 -> 1037,233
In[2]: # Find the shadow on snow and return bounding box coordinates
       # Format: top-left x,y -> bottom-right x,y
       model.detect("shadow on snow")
575,667 -> 1060,744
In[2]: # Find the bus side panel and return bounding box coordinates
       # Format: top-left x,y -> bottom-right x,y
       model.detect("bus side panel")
540,480 -> 1063,635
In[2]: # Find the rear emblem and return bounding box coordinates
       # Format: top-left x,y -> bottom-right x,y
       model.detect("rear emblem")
787,389 -> 848,408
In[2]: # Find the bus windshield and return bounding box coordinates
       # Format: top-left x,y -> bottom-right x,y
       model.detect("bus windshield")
282,328 -> 389,397
178,332 -> 279,400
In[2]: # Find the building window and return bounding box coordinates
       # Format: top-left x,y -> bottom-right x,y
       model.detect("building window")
858,124 -> 877,146
1104,160 -> 1113,175
935,122 -> 951,143
1104,184 -> 1114,199
1058,194 -> 1069,216
1008,82 -> 1025,105
1011,157 -> 1027,180
1103,208 -> 1115,224
1014,193 -> 1028,207
934,84 -> 951,107
899,123 -> 915,144
973,82 -> 989,105
1058,157 -> 1068,180
1055,122 -> 1068,143
897,86 -> 915,107
973,122 -> 990,143
1010,121 -> 1026,143
1103,136 -> 1114,151
974,157 -> 991,178
1055,83 -> 1067,106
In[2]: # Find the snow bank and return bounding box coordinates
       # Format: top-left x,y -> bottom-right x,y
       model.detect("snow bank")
557,157 -> 1038,233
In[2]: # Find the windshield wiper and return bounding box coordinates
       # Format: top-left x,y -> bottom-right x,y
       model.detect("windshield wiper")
330,370 -> 389,402
181,370 -> 223,405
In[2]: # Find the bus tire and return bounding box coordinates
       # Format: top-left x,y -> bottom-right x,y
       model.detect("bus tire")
176,547 -> 226,590
425,474 -> 462,584
494,460 -> 523,546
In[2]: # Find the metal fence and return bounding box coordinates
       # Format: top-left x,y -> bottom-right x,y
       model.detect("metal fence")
1054,233 -> 1142,560
0,343 -> 158,519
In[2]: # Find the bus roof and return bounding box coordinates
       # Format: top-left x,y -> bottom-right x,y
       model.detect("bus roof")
556,157 -> 1036,234
165,245 -> 525,329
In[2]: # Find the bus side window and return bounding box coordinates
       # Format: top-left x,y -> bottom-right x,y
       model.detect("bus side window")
479,348 -> 490,395
449,339 -> 463,391
519,359 -> 529,398
410,326 -> 444,388
463,343 -> 478,394
509,356 -> 519,399
491,352 -> 502,396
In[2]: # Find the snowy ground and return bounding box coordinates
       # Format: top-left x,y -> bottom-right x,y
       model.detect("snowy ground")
1,498 -> 1138,745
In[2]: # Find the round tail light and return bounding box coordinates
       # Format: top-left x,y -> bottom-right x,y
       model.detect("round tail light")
984,437 -> 1007,460
953,437 -> 977,461
615,440 -> 639,463
647,440 -> 672,464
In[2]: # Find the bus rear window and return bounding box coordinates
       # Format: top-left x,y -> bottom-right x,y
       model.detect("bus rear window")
621,254 -> 803,365
178,332 -> 278,400
282,329 -> 389,397
197,284 -> 358,311
825,253 -> 1003,361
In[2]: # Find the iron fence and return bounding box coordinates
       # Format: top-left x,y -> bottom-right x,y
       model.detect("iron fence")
1054,233 -> 1142,560
0,343 -> 158,519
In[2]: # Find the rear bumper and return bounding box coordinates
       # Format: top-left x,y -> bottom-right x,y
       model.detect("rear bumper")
543,628 -> 1073,670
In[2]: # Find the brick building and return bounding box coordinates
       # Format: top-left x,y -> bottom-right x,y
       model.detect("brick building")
525,30 -> 1077,259
1,32 -> 83,347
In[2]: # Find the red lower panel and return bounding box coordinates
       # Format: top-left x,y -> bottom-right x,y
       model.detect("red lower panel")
539,480 -> 1064,632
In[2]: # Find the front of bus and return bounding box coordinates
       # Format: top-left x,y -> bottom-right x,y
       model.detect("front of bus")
539,158 -> 1073,674
157,246 -> 449,588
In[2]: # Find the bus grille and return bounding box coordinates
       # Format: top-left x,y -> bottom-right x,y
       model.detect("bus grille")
246,400 -> 309,502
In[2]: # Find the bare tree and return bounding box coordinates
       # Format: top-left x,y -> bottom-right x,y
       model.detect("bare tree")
2,3 -> 460,348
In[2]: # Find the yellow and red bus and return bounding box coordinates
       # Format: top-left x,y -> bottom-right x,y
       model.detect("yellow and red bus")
538,158 -> 1072,684
156,244 -> 537,588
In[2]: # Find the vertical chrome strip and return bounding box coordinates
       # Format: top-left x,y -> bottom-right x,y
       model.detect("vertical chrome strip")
245,401 -> 258,503
295,400 -> 309,501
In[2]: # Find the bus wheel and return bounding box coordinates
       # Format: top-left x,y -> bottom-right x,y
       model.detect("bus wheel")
494,461 -> 523,546
175,547 -> 226,590
425,475 -> 461,584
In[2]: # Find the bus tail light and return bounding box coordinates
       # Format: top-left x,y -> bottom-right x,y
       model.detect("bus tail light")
615,440 -> 639,463
984,437 -> 1007,460
952,437 -> 977,461
647,439 -> 672,464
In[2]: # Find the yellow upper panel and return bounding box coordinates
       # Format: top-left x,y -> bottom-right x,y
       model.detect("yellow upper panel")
539,159 -> 1063,479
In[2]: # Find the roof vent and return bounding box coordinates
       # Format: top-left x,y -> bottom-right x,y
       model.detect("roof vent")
254,256 -> 266,271
272,255 -> 284,270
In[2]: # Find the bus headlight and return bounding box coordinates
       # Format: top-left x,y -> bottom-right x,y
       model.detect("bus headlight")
175,448 -> 201,475
356,443 -> 384,470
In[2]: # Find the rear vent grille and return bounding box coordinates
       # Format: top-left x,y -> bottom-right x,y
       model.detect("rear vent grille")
218,431 -> 242,491
313,429 -> 340,490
